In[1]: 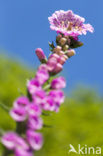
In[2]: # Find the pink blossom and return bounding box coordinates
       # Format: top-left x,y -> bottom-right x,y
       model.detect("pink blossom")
48,10 -> 94,37
49,90 -> 65,105
13,96 -> 29,109
35,68 -> 49,85
15,148 -> 33,156
1,132 -> 29,151
26,130 -> 43,151
51,77 -> 66,89
27,103 -> 42,117
28,116 -> 43,130
27,78 -> 41,94
41,96 -> 55,111
10,107 -> 27,122
1,132 -> 17,150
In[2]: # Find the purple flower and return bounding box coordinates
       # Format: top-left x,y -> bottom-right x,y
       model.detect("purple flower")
13,96 -> 29,109
48,10 -> 94,37
1,132 -> 17,150
35,48 -> 47,63
27,78 -> 41,94
41,96 -> 55,111
26,130 -> 43,151
10,107 -> 27,122
27,103 -> 42,117
48,90 -> 65,112
28,115 -> 43,130
51,77 -> 66,89
15,148 -> 33,156
35,68 -> 49,85
1,132 -> 29,151
38,64 -> 48,71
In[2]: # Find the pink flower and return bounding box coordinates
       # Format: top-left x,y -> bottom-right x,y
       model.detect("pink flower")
27,103 -> 42,117
10,107 -> 27,122
48,10 -> 94,37
51,77 -> 66,89
35,48 -> 47,63
13,96 -> 29,109
38,64 -> 48,71
28,116 -> 43,130
41,96 -> 55,111
49,90 -> 65,103
27,78 -> 41,94
1,132 -> 17,150
35,68 -> 49,85
1,132 -> 29,151
15,148 -> 33,156
26,130 -> 43,151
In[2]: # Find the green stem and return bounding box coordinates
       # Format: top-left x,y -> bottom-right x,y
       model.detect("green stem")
43,84 -> 51,91
0,102 -> 10,112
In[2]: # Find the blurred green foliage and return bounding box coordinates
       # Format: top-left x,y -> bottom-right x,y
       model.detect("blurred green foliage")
0,55 -> 103,156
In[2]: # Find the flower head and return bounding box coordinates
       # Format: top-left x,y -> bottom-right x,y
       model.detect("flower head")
26,130 -> 43,151
51,76 -> 66,89
48,10 -> 94,37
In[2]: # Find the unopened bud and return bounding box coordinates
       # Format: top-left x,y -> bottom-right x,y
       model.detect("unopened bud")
56,34 -> 62,42
62,54 -> 68,60
58,51 -> 64,56
63,45 -> 69,51
53,46 -> 62,53
53,63 -> 63,74
49,53 -> 59,61
66,49 -> 76,57
35,48 -> 47,63
59,56 -> 66,65
60,37 -> 67,46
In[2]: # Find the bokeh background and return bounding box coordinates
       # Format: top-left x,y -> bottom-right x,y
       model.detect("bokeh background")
0,0 -> 103,156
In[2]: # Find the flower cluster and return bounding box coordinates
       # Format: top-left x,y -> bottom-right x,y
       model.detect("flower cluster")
1,10 -> 93,156
1,57 -> 66,155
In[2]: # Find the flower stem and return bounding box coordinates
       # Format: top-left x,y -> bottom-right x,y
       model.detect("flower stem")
0,102 -> 10,112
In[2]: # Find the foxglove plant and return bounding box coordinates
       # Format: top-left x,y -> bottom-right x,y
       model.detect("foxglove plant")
0,10 -> 94,156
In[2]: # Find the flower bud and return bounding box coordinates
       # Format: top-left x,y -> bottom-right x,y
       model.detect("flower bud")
49,53 -> 59,60
53,46 -> 62,53
35,48 -> 47,63
59,56 -> 66,65
63,45 -> 69,51
58,51 -> 64,56
62,54 -> 68,60
53,63 -> 63,74
60,37 -> 67,46
66,49 -> 76,57
56,34 -> 62,42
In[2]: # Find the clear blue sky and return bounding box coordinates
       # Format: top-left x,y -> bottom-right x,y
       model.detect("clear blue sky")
0,0 -> 102,94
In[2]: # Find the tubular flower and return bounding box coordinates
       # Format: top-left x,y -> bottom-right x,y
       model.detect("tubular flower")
51,76 -> 66,89
26,130 -> 43,151
48,10 -> 94,37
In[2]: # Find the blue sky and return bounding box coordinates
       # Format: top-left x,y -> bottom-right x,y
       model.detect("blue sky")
0,0 -> 103,94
